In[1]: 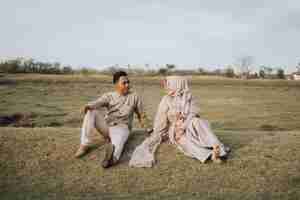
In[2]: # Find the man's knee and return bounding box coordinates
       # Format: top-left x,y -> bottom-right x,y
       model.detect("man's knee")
111,133 -> 129,147
110,126 -> 129,145
85,109 -> 97,118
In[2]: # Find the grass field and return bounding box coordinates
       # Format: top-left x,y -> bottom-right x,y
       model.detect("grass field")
1,74 -> 300,199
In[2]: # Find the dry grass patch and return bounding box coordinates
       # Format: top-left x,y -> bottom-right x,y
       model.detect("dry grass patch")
1,128 -> 300,199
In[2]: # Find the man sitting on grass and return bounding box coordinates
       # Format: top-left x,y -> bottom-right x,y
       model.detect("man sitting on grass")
75,71 -> 148,168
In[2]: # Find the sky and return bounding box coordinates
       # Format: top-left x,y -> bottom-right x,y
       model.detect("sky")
1,0 -> 300,72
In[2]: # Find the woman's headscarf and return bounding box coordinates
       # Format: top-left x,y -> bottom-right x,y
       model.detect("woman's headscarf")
164,76 -> 192,119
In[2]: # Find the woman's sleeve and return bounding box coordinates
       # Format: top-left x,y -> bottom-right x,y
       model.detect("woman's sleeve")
190,96 -> 200,118
153,96 -> 170,136
182,96 -> 201,130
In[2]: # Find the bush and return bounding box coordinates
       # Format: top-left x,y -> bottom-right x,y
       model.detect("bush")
0,59 -> 22,73
158,68 -> 168,76
0,58 -> 76,74
224,68 -> 235,78
277,69 -> 285,79
62,66 -> 73,74
259,69 -> 265,79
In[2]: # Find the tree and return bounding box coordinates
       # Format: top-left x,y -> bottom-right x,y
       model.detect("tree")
158,68 -> 167,76
5,59 -> 22,73
296,62 -> 300,72
0,58 -> 75,74
259,69 -> 265,79
49,62 -> 61,74
224,67 -> 235,78
262,66 -> 273,77
39,62 -> 52,74
166,64 -> 176,71
23,58 -> 34,73
277,68 -> 285,79
253,72 -> 258,79
236,56 -> 253,79
198,67 -> 206,74
62,66 -> 73,74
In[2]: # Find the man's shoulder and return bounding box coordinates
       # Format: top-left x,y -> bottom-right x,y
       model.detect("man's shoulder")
105,91 -> 116,96
128,91 -> 140,98
102,91 -> 140,100
99,91 -> 115,99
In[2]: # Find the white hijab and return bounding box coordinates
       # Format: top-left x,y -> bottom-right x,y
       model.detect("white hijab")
164,76 -> 192,119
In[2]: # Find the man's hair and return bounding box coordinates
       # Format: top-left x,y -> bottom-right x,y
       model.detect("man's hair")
113,71 -> 128,84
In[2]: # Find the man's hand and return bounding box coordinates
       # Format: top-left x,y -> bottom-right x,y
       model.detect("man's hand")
139,119 -> 145,128
82,105 -> 93,114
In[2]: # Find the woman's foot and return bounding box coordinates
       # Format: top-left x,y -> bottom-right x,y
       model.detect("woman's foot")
212,145 -> 223,164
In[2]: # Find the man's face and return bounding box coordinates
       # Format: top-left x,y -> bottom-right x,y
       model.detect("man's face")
116,76 -> 130,95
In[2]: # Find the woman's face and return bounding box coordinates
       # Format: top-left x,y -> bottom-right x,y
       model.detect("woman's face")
116,76 -> 130,95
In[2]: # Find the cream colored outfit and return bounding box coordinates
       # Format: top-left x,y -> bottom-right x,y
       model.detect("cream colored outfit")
80,91 -> 144,161
129,76 -> 229,167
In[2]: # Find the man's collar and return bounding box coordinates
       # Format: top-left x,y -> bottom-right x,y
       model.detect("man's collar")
114,90 -> 130,97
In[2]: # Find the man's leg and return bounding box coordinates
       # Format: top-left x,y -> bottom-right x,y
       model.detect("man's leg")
94,110 -> 110,140
109,124 -> 130,163
101,124 -> 130,168
75,110 -> 108,158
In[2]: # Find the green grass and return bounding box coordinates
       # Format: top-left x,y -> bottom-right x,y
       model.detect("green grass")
1,74 -> 300,199
1,74 -> 300,131
1,128 -> 299,199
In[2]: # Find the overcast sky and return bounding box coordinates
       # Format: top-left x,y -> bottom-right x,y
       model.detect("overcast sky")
1,0 -> 300,72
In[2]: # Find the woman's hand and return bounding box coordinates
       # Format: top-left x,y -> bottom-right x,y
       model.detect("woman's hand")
176,112 -> 185,121
175,114 -> 185,141
175,128 -> 185,141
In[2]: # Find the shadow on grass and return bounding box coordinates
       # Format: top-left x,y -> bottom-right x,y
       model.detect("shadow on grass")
118,129 -> 262,165
117,130 -> 148,165
0,112 -> 66,127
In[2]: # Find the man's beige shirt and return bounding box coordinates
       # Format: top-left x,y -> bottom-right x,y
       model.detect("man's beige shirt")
87,91 -> 145,130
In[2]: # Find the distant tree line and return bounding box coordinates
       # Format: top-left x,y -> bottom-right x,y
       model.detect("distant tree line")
0,58 -> 74,74
0,58 -> 291,79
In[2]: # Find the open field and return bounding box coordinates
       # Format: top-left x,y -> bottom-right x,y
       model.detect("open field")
1,74 -> 300,199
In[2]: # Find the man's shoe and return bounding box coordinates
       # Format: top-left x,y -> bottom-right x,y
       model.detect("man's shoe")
101,143 -> 115,168
75,145 -> 90,158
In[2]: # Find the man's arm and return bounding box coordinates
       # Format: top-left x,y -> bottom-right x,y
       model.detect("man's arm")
83,93 -> 109,113
134,94 -> 151,130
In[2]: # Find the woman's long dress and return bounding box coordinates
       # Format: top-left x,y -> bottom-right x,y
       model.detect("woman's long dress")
129,95 -> 228,167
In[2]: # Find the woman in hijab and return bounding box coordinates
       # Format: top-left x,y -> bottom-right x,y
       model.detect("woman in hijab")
129,76 -> 229,167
